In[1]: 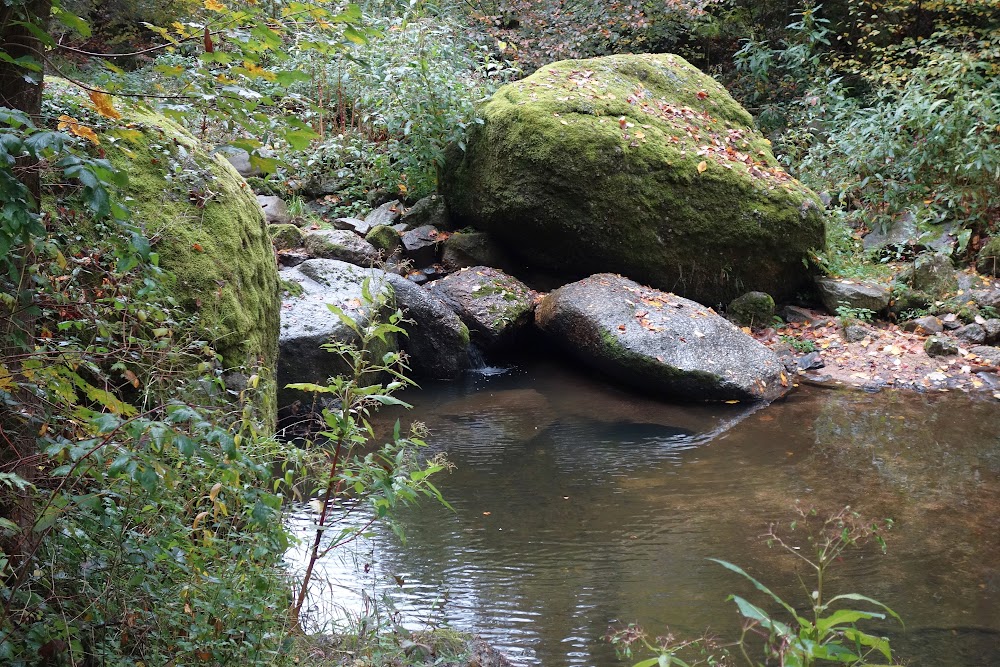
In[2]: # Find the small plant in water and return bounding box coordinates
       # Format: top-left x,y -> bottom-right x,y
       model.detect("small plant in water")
615,506 -> 901,667
284,275 -> 450,628
713,506 -> 901,666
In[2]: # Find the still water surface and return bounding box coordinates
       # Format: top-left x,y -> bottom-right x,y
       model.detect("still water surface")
287,357 -> 1000,666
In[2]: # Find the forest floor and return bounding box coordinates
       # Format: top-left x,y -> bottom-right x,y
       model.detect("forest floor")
752,309 -> 1000,397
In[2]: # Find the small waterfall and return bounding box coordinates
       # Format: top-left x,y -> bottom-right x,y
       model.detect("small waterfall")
467,344 -> 509,376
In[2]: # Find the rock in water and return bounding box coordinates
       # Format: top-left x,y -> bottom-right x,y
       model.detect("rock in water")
442,53 -> 824,305
535,274 -> 790,402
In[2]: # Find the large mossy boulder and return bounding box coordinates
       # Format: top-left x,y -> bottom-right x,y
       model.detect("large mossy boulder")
442,54 -> 825,305
43,80 -> 281,417
536,274 -> 790,401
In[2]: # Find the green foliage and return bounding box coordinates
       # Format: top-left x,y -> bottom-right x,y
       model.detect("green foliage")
797,49 -> 1000,237
447,0 -> 711,72
284,275 -> 449,626
281,7 -> 514,206
835,305 -> 876,323
780,334 -> 816,353
0,207 -> 292,665
714,507 -> 900,667
615,507 -> 901,667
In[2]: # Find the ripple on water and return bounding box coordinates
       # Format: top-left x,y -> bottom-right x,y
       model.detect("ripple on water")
288,358 -> 1000,666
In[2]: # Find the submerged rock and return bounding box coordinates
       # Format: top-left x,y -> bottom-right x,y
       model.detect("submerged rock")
441,53 -> 824,305
535,274 -> 790,401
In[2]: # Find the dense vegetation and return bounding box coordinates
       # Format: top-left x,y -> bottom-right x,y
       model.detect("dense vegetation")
2,0 -> 998,664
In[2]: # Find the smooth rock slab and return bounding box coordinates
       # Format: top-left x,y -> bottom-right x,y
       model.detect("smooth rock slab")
304,229 -> 381,266
815,277 -> 891,316
535,273 -> 790,402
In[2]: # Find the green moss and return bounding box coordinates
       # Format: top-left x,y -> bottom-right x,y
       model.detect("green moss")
443,54 -> 825,304
269,223 -> 304,250
280,278 -> 304,297
457,321 -> 471,346
42,80 -> 281,424
365,225 -> 401,253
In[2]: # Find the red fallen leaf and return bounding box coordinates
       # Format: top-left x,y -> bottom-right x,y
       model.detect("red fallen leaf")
192,243 -> 204,252
617,324 -> 626,331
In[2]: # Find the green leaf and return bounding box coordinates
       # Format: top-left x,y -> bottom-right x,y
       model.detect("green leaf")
710,558 -> 800,619
52,6 -> 92,37
816,608 -> 884,636
283,127 -> 320,151
826,593 -> 903,628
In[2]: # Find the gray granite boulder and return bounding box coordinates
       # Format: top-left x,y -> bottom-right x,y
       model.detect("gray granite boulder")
441,231 -> 514,272
304,229 -> 381,266
384,274 -> 471,379
400,194 -> 450,230
535,273 -> 790,402
955,323 -> 986,345
333,217 -> 372,236
815,277 -> 891,316
901,316 -> 943,335
427,266 -> 535,350
401,225 -> 444,266
278,260 -> 398,407
364,200 -> 403,228
969,345 -> 1000,366
911,253 -> 958,297
257,195 -> 290,225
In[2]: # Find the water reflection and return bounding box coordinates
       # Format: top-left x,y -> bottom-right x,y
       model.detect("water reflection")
287,360 -> 1000,667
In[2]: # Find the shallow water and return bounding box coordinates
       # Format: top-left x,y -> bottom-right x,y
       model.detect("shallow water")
287,357 -> 1000,666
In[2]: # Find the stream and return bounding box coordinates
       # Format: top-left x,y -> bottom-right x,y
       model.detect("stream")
287,354 -> 1000,666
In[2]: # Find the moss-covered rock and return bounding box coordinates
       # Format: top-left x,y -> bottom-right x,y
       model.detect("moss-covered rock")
270,223 -> 304,250
43,79 -> 281,419
727,291 -> 775,328
365,225 -> 402,255
442,54 -> 825,305
977,237 -> 1000,276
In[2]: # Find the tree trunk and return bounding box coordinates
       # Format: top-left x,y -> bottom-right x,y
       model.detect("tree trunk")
0,0 -> 50,584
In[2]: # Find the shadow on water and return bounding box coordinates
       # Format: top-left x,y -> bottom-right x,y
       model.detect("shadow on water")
287,355 -> 1000,667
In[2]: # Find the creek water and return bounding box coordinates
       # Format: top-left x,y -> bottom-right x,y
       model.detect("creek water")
286,355 -> 1000,666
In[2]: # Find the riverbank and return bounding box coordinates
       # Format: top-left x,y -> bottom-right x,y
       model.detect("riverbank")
754,308 -> 1000,396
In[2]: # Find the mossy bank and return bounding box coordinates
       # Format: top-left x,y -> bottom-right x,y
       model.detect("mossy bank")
43,79 -> 281,420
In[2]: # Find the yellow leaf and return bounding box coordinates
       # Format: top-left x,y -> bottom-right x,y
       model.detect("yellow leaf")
204,0 -> 226,11
209,482 -> 222,502
241,60 -> 276,81
88,91 -> 121,119
57,115 -> 100,145
697,160 -> 708,173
